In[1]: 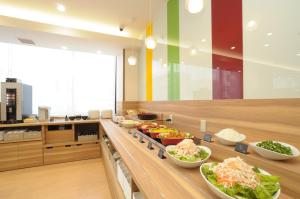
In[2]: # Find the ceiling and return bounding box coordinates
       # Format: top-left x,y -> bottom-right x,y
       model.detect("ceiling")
0,0 -> 164,55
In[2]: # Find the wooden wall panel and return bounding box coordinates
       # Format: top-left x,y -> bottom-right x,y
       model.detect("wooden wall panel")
137,99 -> 300,148
116,101 -> 139,115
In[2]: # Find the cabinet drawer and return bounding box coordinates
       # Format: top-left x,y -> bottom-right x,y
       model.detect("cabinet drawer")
46,130 -> 74,144
72,142 -> 100,160
44,142 -> 100,165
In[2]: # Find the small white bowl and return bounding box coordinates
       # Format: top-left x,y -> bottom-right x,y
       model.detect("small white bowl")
200,163 -> 281,199
165,146 -> 211,168
215,134 -> 246,146
120,120 -> 139,128
250,141 -> 300,160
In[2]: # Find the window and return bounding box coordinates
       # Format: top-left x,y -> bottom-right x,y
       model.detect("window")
0,42 -> 116,116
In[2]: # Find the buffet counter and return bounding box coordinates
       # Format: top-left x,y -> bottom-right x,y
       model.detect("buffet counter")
100,119 -> 293,199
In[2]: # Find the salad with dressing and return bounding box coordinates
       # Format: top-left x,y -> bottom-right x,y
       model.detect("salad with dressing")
166,139 -> 209,162
201,157 -> 280,199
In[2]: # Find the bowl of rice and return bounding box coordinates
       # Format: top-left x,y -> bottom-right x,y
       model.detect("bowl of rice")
215,128 -> 246,146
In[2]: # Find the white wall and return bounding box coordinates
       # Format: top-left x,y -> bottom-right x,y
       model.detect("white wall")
243,0 -> 300,98
179,0 -> 212,100
124,49 -> 139,101
137,0 -> 300,100
152,3 -> 168,101
138,46 -> 146,101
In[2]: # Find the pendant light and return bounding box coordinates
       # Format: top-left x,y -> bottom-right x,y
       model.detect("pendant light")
127,49 -> 137,66
145,0 -> 157,49
185,0 -> 204,14
128,56 -> 137,66
145,36 -> 157,49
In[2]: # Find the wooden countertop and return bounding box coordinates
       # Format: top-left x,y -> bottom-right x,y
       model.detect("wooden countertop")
0,119 -> 100,128
100,120 -> 293,199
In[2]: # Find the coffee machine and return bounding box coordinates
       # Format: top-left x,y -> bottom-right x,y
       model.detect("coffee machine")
1,78 -> 32,123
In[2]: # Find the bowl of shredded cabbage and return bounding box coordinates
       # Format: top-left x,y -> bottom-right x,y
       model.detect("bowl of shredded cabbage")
165,139 -> 211,168
200,157 -> 281,199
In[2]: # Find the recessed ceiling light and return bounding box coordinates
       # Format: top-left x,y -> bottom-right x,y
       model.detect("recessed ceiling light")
267,32 -> 273,36
0,5 -> 129,37
230,46 -> 236,50
201,38 -> 206,42
61,46 -> 67,50
246,20 -> 257,31
97,50 -> 102,54
264,44 -> 270,47
56,3 -> 65,12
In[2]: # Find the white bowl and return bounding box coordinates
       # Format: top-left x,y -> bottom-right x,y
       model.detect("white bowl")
215,134 -> 246,146
165,146 -> 211,168
121,120 -> 139,128
200,163 -> 281,199
250,141 -> 300,160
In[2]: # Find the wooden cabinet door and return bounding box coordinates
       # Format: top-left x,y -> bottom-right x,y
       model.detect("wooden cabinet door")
0,143 -> 19,171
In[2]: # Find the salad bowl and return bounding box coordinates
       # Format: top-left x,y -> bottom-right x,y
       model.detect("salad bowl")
166,145 -> 211,168
200,162 -> 281,199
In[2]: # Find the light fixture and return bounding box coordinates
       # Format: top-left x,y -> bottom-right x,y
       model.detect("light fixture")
0,5 -> 129,37
296,53 -> 300,56
267,32 -> 273,36
97,50 -> 102,54
190,48 -> 197,56
56,3 -> 65,12
246,20 -> 257,31
145,36 -> 157,49
185,0 -> 204,14
201,38 -> 206,42
230,46 -> 236,50
264,44 -> 270,47
128,56 -> 137,66
127,48 -> 137,66
61,46 -> 67,50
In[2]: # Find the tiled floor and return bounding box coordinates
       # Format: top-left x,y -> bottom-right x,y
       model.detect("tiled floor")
0,158 -> 112,199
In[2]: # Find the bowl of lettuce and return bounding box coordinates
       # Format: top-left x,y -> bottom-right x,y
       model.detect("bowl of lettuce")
200,157 -> 280,199
165,139 -> 211,168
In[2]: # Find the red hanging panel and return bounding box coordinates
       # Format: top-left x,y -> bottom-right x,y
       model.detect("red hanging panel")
211,0 -> 243,99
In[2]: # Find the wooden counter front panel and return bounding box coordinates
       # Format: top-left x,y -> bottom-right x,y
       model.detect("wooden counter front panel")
18,141 -> 43,169
0,143 -> 19,171
101,140 -> 125,199
0,141 -> 43,171
44,143 -> 100,165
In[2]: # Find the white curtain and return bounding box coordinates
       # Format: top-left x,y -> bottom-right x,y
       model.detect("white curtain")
0,42 -> 116,116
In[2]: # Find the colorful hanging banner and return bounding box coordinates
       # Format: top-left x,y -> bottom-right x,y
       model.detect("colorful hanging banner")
167,0 -> 180,100
146,23 -> 153,101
